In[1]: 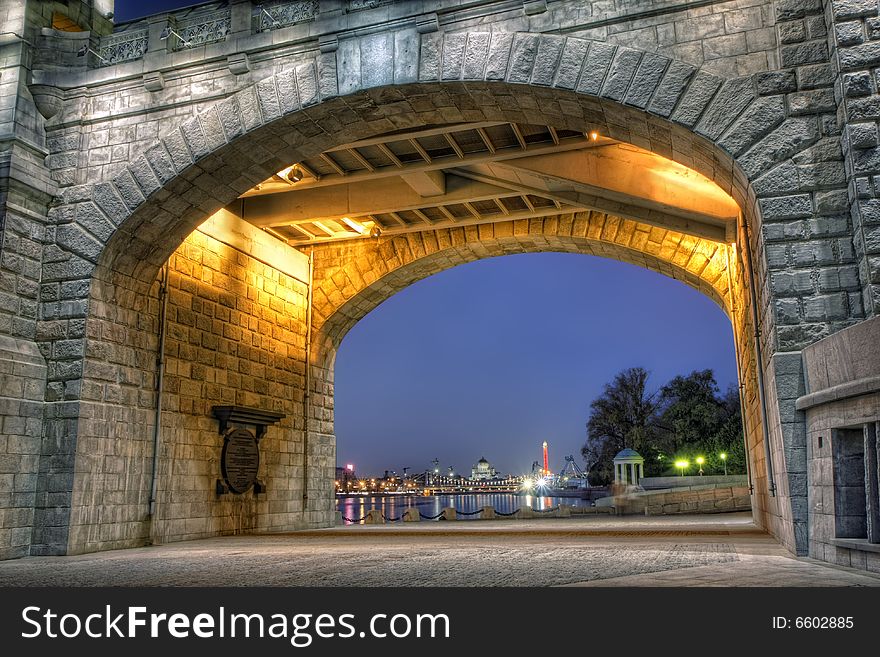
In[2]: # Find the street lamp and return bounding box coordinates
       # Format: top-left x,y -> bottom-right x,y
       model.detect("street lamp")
720,452 -> 727,476
696,456 -> 705,476
674,460 -> 689,477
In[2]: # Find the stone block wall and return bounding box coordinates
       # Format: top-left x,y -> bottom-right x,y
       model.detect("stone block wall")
536,0 -> 780,78
59,228 -> 333,554
612,484 -> 753,515
799,314 -> 880,573
0,335 -> 44,560
827,0 -> 880,317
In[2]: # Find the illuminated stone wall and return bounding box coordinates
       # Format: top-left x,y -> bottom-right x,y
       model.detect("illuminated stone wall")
0,0 -> 874,571
60,227 -> 332,554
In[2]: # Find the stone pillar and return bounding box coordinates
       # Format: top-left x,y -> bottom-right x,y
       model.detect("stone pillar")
480,506 -> 495,519
402,507 -> 420,522
440,507 -> 456,521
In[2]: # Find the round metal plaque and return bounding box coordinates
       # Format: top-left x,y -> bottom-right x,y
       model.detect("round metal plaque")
221,428 -> 260,494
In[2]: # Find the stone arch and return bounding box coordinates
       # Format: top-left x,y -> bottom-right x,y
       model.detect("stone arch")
37,30 -> 824,555
310,213 -> 734,359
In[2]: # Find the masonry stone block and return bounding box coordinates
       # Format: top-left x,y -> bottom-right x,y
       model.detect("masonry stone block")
162,129 -> 195,173
844,71 -> 873,98
418,31 -> 442,81
180,116 -> 210,161
780,41 -> 828,68
576,41 -> 615,96
110,170 -> 145,212
836,21 -> 865,47
757,70 -> 797,95
74,202 -> 115,242
271,70 -> 297,117
849,122 -> 879,149
671,71 -> 722,127
778,20 -> 806,45
788,88 -> 836,116
461,32 -> 490,80
144,144 -> 177,185
718,96 -> 786,157
294,62 -> 319,107
55,224 -> 102,263
553,37 -> 587,90
508,33 -> 539,83
337,37 -> 362,94
255,77 -> 282,124
832,0 -> 879,21
760,194 -> 813,220
601,47 -> 641,102
624,52 -> 668,109
696,77 -> 755,140
361,33 -> 394,89
531,35 -> 564,86
441,33 -> 467,81
738,118 -> 820,178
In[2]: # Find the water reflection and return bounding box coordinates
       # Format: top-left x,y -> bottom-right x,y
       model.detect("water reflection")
336,493 -> 594,524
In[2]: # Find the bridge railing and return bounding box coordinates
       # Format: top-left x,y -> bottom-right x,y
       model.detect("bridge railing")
337,503 -> 613,524
92,0 -> 387,68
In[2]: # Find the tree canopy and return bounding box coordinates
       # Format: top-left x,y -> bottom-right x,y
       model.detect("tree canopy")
581,368 -> 745,485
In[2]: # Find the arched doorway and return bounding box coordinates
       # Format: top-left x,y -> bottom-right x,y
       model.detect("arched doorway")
38,33 -> 801,556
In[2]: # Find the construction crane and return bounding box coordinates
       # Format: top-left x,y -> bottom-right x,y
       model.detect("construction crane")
558,455 -> 590,489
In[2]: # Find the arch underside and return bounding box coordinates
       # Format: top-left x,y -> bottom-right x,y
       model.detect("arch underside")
312,212 -> 734,357
95,82 -> 744,299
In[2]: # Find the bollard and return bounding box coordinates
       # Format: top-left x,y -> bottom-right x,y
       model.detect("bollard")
518,505 -> 535,519
440,507 -> 456,521
480,505 -> 495,520
335,510 -> 344,526
364,509 -> 385,524
556,504 -> 571,518
403,507 -> 420,522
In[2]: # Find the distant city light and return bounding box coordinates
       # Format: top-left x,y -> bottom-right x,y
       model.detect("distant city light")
346,463 -> 354,471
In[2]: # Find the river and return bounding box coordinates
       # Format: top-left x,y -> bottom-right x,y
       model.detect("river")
335,492 -> 597,524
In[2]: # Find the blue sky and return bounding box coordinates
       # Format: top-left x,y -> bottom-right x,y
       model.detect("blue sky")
115,2 -> 739,477
334,253 -> 736,477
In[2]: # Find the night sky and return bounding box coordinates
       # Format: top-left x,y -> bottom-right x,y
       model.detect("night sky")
115,2 -> 738,478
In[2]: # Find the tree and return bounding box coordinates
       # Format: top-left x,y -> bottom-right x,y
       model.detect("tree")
582,368 -> 748,483
655,371 -> 746,475
582,367 -> 661,485
655,369 -> 722,457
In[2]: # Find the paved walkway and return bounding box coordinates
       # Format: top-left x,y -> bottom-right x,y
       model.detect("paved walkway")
1,513 -> 878,587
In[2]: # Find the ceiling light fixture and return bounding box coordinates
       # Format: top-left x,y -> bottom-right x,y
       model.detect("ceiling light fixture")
285,166 -> 304,183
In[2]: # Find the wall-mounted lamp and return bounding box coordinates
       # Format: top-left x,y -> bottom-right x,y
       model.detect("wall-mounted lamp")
76,43 -> 110,64
159,26 -> 191,48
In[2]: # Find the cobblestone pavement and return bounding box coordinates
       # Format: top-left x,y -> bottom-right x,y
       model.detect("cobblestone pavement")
1,514 -> 878,587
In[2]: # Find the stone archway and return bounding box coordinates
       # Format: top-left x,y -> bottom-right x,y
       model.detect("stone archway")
34,31 -> 823,556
